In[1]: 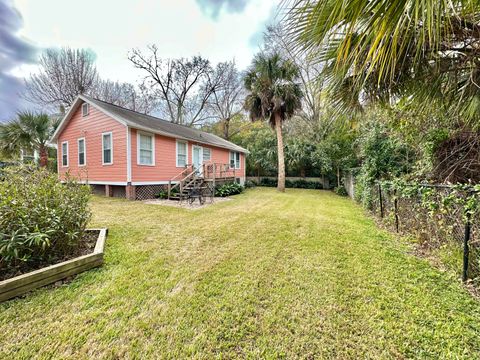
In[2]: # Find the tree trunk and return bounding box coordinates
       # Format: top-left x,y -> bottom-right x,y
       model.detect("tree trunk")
274,113 -> 285,192
223,118 -> 230,140
300,167 -> 306,178
337,166 -> 340,188
39,145 -> 48,167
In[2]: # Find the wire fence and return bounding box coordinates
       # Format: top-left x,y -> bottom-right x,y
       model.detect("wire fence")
370,183 -> 480,285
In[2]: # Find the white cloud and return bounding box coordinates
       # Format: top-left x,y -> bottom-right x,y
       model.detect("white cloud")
13,0 -> 278,85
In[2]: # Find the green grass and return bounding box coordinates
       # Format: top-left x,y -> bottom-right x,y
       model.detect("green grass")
1,188 -> 480,358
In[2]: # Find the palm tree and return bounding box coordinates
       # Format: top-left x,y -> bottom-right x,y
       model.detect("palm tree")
244,53 -> 303,192
0,112 -> 57,167
284,0 -> 480,122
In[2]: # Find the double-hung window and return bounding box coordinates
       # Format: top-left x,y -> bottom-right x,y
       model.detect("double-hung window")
229,151 -> 240,169
203,147 -> 211,162
102,132 -> 113,165
82,103 -> 89,117
176,140 -> 187,167
61,141 -> 69,167
138,132 -> 154,165
78,138 -> 86,166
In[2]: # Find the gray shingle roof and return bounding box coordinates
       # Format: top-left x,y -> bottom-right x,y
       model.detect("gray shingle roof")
82,95 -> 248,153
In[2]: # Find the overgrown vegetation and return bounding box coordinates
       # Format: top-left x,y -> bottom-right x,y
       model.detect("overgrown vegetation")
371,180 -> 480,284
0,166 -> 91,271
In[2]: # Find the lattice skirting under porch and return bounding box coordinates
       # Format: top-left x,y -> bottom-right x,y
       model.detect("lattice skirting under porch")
135,185 -> 168,200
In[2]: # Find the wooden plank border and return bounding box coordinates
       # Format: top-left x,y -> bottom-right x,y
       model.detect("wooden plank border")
0,228 -> 108,303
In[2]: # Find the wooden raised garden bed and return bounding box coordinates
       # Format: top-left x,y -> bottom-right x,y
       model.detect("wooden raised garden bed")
0,228 -> 108,302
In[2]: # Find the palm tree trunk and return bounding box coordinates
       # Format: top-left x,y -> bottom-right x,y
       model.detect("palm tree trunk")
39,145 -> 48,167
274,113 -> 285,192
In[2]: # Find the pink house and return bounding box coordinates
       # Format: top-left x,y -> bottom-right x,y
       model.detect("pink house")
51,95 -> 248,200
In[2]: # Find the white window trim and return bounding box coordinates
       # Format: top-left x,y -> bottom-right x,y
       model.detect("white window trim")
229,151 -> 240,169
61,141 -> 69,167
137,131 -> 155,166
126,127 -> 132,182
82,103 -> 89,117
176,140 -> 188,167
102,132 -> 113,165
236,152 -> 241,169
77,137 -> 86,166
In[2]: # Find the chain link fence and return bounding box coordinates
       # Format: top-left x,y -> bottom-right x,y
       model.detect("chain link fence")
371,183 -> 480,285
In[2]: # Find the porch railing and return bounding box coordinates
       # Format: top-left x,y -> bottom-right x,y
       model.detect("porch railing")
167,163 -> 236,200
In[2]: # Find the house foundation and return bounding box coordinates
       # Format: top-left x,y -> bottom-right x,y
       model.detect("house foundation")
126,184 -> 136,200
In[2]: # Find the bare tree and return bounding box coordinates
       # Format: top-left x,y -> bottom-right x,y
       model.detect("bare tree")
206,61 -> 245,139
264,25 -> 334,140
90,79 -> 156,114
24,48 -> 98,113
128,45 -> 221,126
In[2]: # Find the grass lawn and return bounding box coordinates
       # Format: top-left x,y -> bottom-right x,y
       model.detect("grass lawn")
1,188 -> 480,358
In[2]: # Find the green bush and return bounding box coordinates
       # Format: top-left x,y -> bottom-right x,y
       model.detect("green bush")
258,177 -> 323,189
0,166 -> 91,269
260,177 -> 278,187
156,189 -> 168,199
244,180 -> 257,188
334,186 -> 348,196
215,182 -> 244,197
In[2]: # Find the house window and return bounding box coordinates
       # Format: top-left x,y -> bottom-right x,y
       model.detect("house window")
102,132 -> 113,165
138,132 -> 154,165
203,147 -> 211,162
61,141 -> 68,167
82,103 -> 89,117
176,140 -> 187,167
229,151 -> 240,169
78,138 -> 86,166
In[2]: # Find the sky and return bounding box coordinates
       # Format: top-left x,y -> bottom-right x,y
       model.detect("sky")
0,0 -> 279,122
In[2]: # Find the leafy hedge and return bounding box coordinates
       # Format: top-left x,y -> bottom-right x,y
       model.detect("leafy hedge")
252,178 -> 323,189
215,183 -> 244,197
0,166 -> 91,269
334,186 -> 348,196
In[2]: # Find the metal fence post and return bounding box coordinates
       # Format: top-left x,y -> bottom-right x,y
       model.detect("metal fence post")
394,189 -> 399,232
378,183 -> 384,218
463,211 -> 472,282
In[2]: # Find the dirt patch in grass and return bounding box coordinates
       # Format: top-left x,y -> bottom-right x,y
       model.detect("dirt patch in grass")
143,197 -> 232,209
0,230 -> 99,281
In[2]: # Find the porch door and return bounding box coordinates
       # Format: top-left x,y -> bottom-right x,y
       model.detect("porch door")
192,145 -> 203,176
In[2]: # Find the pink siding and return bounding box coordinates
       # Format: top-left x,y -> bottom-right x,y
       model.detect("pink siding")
130,128 -> 245,183
57,104 -> 127,183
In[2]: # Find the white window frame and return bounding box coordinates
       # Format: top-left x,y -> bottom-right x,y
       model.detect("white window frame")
82,103 -> 89,117
137,131 -> 155,166
102,132 -> 113,165
230,151 -> 240,169
61,141 -> 69,167
77,137 -> 86,166
176,140 -> 188,167
202,147 -> 211,162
